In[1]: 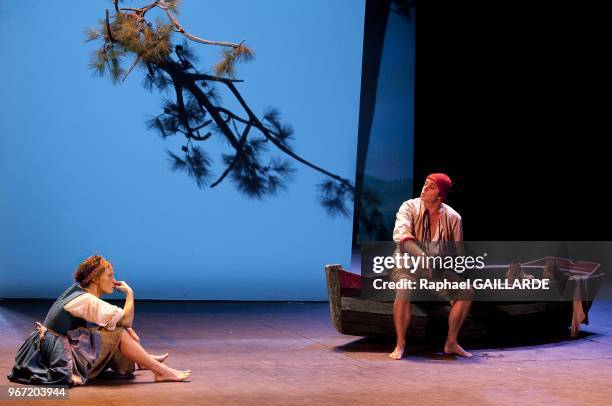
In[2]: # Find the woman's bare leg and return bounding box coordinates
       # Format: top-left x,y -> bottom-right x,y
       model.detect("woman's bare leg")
138,353 -> 169,370
125,327 -> 170,369
118,329 -> 190,382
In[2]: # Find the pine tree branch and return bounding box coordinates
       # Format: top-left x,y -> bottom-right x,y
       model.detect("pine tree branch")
190,132 -> 212,141
223,80 -> 353,187
172,81 -> 196,138
185,83 -> 245,152
157,0 -> 244,49
187,72 -> 244,83
90,1 -> 353,212
105,9 -> 116,43
163,61 -> 352,189
217,107 -> 250,126
123,56 -> 141,81
193,120 -> 212,131
211,123 -> 252,188
120,1 -> 158,16
187,69 -> 351,187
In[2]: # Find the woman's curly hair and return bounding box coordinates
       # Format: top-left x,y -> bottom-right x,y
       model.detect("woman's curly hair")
74,255 -> 112,287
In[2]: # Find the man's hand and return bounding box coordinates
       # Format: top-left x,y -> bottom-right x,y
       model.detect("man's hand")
114,281 -> 133,294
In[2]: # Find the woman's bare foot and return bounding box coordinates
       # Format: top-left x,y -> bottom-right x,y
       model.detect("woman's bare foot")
138,353 -> 169,370
444,342 -> 473,357
388,345 -> 405,360
154,366 -> 191,382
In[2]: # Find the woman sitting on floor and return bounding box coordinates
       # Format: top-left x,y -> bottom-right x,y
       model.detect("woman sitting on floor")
7,255 -> 190,385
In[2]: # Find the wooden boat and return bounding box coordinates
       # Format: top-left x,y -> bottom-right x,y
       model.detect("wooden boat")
325,257 -> 604,342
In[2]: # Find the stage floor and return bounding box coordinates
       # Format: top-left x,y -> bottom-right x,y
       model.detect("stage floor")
2,300 -> 612,405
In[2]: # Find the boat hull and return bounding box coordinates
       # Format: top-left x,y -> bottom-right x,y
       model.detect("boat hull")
325,264 -> 599,341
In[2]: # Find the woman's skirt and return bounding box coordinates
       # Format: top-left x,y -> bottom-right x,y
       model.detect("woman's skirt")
7,323 -> 135,386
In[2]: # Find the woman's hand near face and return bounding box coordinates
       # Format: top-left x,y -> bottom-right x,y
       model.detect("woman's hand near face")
114,281 -> 133,294
116,280 -> 135,328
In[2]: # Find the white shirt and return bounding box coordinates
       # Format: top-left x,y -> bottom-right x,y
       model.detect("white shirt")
63,293 -> 124,330
393,198 -> 463,243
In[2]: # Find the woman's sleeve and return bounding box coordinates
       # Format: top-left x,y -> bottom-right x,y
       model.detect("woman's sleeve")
63,293 -> 124,330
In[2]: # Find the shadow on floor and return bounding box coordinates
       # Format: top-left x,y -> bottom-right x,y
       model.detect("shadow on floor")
333,329 -> 600,359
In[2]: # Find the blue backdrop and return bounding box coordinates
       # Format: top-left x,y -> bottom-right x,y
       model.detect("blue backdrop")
0,0 -> 365,300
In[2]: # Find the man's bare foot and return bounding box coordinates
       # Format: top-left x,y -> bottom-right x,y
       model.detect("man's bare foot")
138,353 -> 169,370
444,342 -> 473,357
388,345 -> 405,360
154,366 -> 191,382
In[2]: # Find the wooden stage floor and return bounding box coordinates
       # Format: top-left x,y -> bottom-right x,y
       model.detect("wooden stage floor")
2,300 -> 612,405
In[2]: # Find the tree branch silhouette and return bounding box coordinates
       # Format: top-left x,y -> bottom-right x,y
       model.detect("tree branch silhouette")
87,0 -> 354,215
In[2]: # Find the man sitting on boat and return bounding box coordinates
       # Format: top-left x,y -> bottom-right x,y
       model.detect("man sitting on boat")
389,173 -> 473,359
